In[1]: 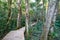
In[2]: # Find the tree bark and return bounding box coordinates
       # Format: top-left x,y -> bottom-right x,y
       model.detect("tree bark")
17,0 -> 22,29
5,0 -> 12,32
48,0 -> 59,40
6,0 -> 12,27
40,0 -> 58,40
25,0 -> 29,39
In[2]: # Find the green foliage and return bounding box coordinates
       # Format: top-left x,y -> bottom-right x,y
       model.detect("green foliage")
0,0 -> 60,40
28,21 -> 43,40
53,14 -> 60,40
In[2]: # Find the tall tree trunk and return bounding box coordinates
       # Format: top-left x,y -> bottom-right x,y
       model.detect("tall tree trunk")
5,0 -> 12,32
17,0 -> 22,29
6,0 -> 12,27
45,0 -> 48,14
25,0 -> 29,39
40,0 -> 58,40
48,0 -> 59,40
42,0 -> 45,23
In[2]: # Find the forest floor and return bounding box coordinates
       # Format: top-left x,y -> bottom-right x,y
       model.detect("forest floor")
2,21 -> 42,40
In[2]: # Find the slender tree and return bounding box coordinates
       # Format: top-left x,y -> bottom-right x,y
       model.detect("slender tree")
42,0 -> 45,23
17,0 -> 22,29
6,0 -> 12,27
25,0 -> 29,39
5,0 -> 12,32
2,0 -> 12,38
45,0 -> 48,14
40,0 -> 58,40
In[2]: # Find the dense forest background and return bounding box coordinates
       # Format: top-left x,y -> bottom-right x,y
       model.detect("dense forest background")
0,0 -> 60,40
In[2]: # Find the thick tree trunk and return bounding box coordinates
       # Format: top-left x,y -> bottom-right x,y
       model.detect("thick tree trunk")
25,0 -> 29,39
48,1 -> 59,40
40,0 -> 58,40
17,0 -> 22,29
